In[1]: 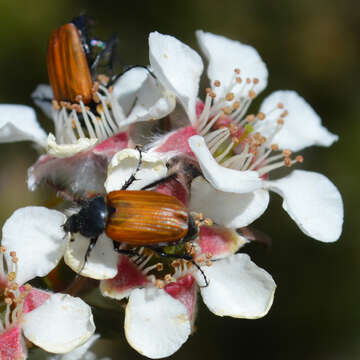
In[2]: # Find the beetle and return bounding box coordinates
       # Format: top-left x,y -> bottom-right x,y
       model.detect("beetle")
63,148 -> 207,284
46,16 -> 118,105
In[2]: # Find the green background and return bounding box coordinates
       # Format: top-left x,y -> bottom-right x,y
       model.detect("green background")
0,0 -> 358,358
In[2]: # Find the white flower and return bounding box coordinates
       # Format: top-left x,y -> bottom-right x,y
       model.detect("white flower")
0,65 -> 174,158
0,247 -> 95,359
4,149 -> 275,358
148,31 -> 343,243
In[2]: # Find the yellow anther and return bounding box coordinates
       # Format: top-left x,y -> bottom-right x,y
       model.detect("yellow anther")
257,112 -> 266,120
214,80 -> 221,87
225,92 -> 235,101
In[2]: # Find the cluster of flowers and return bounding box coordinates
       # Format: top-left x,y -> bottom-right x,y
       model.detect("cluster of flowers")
0,29 -> 343,359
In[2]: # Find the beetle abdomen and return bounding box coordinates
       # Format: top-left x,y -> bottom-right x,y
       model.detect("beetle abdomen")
47,23 -> 93,104
106,190 -> 189,245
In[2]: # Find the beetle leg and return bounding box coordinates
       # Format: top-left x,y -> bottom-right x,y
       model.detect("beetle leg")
112,241 -> 140,257
121,145 -> 143,190
82,236 -> 99,271
147,246 -> 209,287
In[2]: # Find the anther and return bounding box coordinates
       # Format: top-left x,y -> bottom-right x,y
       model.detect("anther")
225,92 -> 235,101
282,149 -> 292,157
0,246 -> 6,253
156,263 -> 164,272
10,251 -> 16,258
206,260 -> 213,267
234,68 -> 240,74
4,297 -> 12,305
155,279 -> 165,289
97,74 -> 110,85
271,144 -> 279,151
284,157 -> 292,167
11,257 -> 18,264
280,110 -> 288,118
236,77 -> 242,83
253,78 -> 259,84
277,118 -> 284,125
75,95 -> 83,103
171,260 -> 181,268
246,78 -> 251,84
206,252 -> 213,259
203,218 -> 214,226
222,106 -> 233,115
164,274 -> 172,283
257,112 -> 266,120
296,155 -> 304,163
214,80 -> 221,87
52,100 -> 60,110
246,114 -> 256,123
233,101 -> 240,109
8,272 -> 16,281
248,90 -> 256,99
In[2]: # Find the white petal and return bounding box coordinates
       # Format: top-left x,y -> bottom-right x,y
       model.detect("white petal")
0,104 -> 47,146
32,84 -> 54,119
149,31 -> 203,124
188,135 -> 261,193
196,254 -> 276,318
105,148 -> 167,192
113,67 -> 176,126
23,293 -> 95,354
64,234 -> 118,280
2,207 -> 67,285
265,170 -> 343,242
47,133 -> 98,158
190,176 -> 269,228
125,288 -> 191,359
196,30 -> 268,98
258,90 -> 338,151
52,334 -> 100,360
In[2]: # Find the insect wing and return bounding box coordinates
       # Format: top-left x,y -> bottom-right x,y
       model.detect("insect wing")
47,23 -> 93,104
106,191 -> 189,245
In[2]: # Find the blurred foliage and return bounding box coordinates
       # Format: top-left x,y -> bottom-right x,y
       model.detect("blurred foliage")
0,0 -> 359,359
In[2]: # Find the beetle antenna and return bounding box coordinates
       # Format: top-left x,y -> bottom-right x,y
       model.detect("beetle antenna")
108,65 -> 156,86
121,145 -> 143,190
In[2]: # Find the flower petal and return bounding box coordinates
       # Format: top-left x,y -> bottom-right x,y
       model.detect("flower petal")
265,170 -> 343,242
0,104 -> 47,147
50,334 -> 100,360
189,136 -> 262,193
47,133 -> 98,158
28,132 -> 129,198
152,126 -> 197,157
32,84 -> 54,119
113,66 -> 176,126
165,274 -> 197,323
149,32 -> 203,124
105,148 -> 167,192
196,253 -> 276,318
0,326 -> 27,360
2,207 -> 67,285
196,30 -> 268,98
100,255 -> 149,300
125,288 -> 191,359
22,288 -> 51,314
258,90 -> 338,151
198,225 -> 247,259
64,234 -> 118,280
23,293 -> 95,354
190,176 -> 268,227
